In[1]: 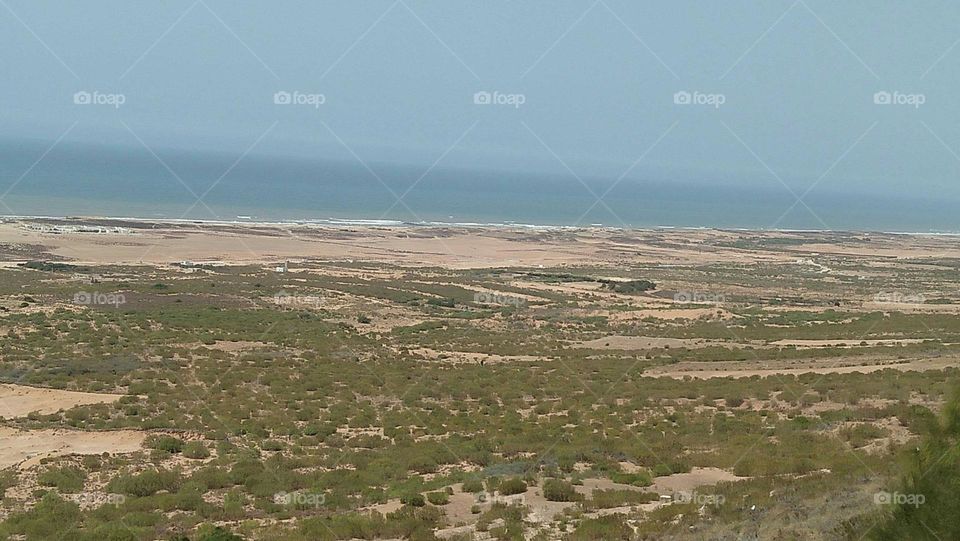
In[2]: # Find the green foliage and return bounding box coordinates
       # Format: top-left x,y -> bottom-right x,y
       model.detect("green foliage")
400,493 -> 426,507
107,468 -> 181,497
426,491 -> 449,505
461,478 -> 484,493
145,435 -> 185,454
870,385 -> 960,540
582,489 -> 658,510
498,478 -> 527,496
603,279 -> 656,294
567,515 -> 637,540
609,471 -> 652,487
197,525 -> 245,540
182,441 -> 211,459
0,492 -> 81,539
37,466 -> 86,493
542,479 -> 581,502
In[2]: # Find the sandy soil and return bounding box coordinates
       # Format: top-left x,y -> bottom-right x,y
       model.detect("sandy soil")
645,356 -> 958,379
770,338 -> 926,348
412,348 -> 546,364
575,336 -> 751,350
0,427 -> 146,469
649,467 -> 746,493
0,384 -> 127,418
5,219 -> 958,269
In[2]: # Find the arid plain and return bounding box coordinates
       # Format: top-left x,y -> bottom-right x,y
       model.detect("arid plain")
0,217 -> 957,540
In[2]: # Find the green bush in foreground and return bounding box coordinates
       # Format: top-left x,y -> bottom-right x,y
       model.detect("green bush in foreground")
870,384 -> 960,540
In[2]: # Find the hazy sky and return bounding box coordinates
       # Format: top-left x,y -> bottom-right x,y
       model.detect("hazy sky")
3,0 -> 960,202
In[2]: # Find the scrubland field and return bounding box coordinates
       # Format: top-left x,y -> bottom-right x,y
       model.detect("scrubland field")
1,218 -> 958,540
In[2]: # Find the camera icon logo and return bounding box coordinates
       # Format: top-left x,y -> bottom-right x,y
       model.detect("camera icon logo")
274,91 -> 292,105
73,291 -> 92,304
73,91 -> 92,105
473,91 -> 492,105
873,91 -> 892,105
673,91 -> 692,105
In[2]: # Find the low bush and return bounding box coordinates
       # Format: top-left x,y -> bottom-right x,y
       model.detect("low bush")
426,491 -> 449,505
542,479 -> 581,502
498,478 -> 527,496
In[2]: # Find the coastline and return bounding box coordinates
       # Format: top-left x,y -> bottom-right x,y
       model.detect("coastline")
2,212 -> 959,270
1,212 -> 958,237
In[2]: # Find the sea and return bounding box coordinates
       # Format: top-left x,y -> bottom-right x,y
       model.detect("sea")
0,140 -> 956,233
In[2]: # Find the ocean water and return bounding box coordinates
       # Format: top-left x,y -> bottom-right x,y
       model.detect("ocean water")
0,140 -> 956,233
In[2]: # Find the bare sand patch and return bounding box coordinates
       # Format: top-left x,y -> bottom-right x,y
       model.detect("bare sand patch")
649,467 -> 746,493
623,308 -> 734,321
645,356 -> 958,379
0,427 -> 146,469
0,384 -> 126,419
771,338 -> 926,348
412,348 -> 546,364
575,335 -> 748,350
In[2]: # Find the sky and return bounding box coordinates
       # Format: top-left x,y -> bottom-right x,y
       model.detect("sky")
3,0 -> 960,208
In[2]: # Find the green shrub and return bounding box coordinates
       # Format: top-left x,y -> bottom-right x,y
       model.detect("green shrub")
609,471 -> 652,487
462,478 -> 484,493
400,493 -> 425,507
144,435 -> 184,454
569,515 -> 633,540
197,525 -> 244,541
583,489 -> 658,510
183,441 -> 211,459
426,491 -> 449,505
260,440 -> 284,451
0,492 -> 81,539
498,478 -> 527,496
870,383 -> 960,540
37,467 -> 86,493
542,479 -> 581,502
107,469 -> 181,497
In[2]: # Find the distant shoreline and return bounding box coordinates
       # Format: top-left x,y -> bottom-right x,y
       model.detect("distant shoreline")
2,212 -> 958,237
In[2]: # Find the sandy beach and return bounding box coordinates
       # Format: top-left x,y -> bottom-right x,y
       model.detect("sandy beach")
2,217 -> 958,269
